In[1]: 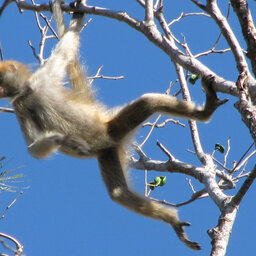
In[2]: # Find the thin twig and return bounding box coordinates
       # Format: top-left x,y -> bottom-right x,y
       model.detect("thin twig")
230,142 -> 255,175
142,118 -> 185,128
156,141 -> 175,161
186,178 -> 196,193
223,137 -> 231,169
232,165 -> 256,206
0,107 -> 15,113
140,114 -> 161,147
194,48 -> 231,58
40,13 -> 59,39
168,12 -> 210,27
0,192 -> 23,220
89,74 -> 124,80
195,4 -> 232,58
151,188 -> 208,207
28,40 -> 40,62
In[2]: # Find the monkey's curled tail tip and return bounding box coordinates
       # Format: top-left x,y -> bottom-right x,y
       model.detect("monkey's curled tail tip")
173,222 -> 201,251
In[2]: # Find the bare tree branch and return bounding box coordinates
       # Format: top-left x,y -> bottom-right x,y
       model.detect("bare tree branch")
0,232 -> 23,256
14,1 -> 240,97
0,192 -> 23,220
230,0 -> 256,77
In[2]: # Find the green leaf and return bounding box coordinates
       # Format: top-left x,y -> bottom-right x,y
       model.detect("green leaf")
215,143 -> 225,153
148,176 -> 167,191
154,176 -> 162,186
159,176 -> 167,186
189,74 -> 199,84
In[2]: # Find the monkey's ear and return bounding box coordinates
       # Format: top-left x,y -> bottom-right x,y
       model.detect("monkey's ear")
7,63 -> 18,73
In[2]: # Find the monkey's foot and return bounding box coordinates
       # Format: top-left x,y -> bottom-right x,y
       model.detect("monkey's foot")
172,222 -> 201,250
202,75 -> 229,108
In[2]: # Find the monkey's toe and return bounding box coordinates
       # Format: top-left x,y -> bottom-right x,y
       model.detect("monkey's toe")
184,240 -> 201,250
180,221 -> 191,227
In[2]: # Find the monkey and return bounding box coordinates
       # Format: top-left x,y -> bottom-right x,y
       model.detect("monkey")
0,0 -> 228,250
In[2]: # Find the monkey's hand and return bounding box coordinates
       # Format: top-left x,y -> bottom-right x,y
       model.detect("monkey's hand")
172,222 -> 201,250
70,0 -> 87,8
28,132 -> 65,159
28,133 -> 91,158
70,0 -> 86,18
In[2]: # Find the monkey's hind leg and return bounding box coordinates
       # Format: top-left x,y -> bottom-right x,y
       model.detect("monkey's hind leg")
107,78 -> 228,142
98,147 -> 201,250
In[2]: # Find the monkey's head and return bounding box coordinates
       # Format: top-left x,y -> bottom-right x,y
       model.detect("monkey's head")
0,61 -> 31,98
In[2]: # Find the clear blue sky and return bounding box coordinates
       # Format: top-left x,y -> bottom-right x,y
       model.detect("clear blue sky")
0,1 -> 255,255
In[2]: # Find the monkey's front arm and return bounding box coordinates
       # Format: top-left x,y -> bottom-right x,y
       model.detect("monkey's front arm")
28,132 -> 91,159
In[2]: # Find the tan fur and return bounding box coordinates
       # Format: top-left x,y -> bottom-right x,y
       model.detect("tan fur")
0,0 -> 228,250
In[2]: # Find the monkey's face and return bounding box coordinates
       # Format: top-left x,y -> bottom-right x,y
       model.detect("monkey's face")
0,85 -> 8,98
0,73 -> 17,98
0,72 -> 10,98
0,61 -> 30,98
0,61 -> 16,98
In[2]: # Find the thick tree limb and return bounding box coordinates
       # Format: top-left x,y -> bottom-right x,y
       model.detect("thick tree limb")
13,1 -> 240,97
230,0 -> 256,77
